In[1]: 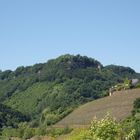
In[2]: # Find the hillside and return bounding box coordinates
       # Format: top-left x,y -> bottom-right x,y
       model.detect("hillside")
0,54 -> 140,138
0,103 -> 28,128
56,88 -> 140,127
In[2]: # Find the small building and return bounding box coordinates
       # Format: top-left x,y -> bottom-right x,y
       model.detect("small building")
131,79 -> 139,86
109,78 -> 139,96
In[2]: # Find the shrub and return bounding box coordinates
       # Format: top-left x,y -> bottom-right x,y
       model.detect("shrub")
134,98 -> 140,109
67,114 -> 136,140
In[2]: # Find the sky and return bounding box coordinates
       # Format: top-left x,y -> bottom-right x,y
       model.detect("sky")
0,0 -> 140,72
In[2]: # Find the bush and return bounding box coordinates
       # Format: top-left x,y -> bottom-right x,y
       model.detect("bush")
40,113 -> 60,126
67,114 -> 136,140
35,126 -> 47,136
134,98 -> 140,109
54,127 -> 72,137
23,128 -> 34,139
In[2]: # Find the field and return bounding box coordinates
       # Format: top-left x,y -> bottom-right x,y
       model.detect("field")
29,88 -> 140,140
56,88 -> 140,127
12,88 -> 140,140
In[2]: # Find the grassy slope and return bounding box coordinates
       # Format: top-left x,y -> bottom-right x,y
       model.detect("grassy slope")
56,88 -> 140,127
4,82 -> 50,115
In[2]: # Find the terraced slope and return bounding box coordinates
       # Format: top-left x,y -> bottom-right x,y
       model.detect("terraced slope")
56,88 -> 140,127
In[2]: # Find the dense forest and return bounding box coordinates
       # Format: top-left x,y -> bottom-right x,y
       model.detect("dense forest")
0,54 -> 140,139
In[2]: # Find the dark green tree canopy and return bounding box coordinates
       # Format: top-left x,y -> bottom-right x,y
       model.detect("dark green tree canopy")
0,54 -> 139,128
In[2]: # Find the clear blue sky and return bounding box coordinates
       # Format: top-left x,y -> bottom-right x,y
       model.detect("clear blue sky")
0,0 -> 140,72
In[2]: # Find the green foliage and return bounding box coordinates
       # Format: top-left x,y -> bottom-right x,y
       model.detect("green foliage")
1,123 -> 72,139
1,122 -> 46,139
105,65 -> 138,78
4,82 -> 51,116
46,127 -> 73,138
1,127 -> 34,139
67,114 -> 136,140
0,54 -> 140,138
41,113 -> 60,126
66,128 -> 91,140
0,103 -> 28,128
134,97 -> 140,109
122,97 -> 140,139
90,115 -> 119,140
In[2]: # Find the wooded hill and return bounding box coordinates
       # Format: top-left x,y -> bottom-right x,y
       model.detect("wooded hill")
0,54 -> 140,129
